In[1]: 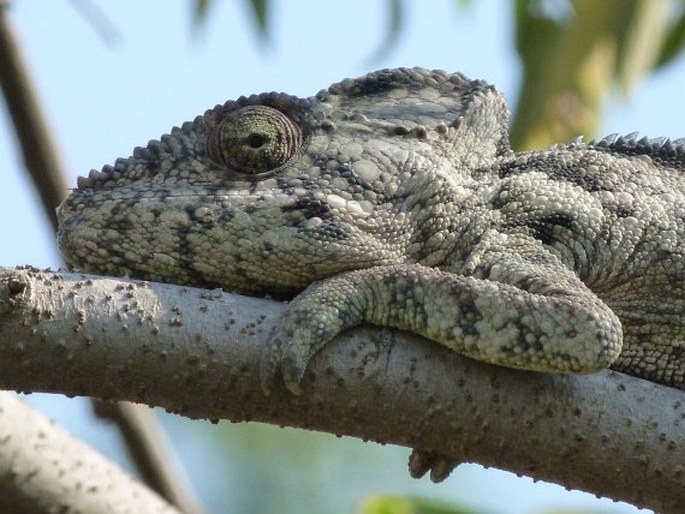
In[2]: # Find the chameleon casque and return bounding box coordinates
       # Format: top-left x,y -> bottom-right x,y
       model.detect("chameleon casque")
57,67 -> 684,476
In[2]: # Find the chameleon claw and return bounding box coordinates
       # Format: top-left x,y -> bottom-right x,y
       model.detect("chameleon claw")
281,352 -> 307,396
260,330 -> 309,396
259,339 -> 283,396
284,379 -> 304,396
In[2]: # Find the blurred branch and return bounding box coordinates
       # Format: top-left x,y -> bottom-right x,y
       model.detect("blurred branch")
192,0 -> 214,31
0,1 -> 67,229
0,267 -> 682,514
613,0 -> 670,93
68,0 -> 120,46
193,0 -> 269,42
0,392 -> 181,514
244,0 -> 269,39
366,0 -> 403,62
94,401 -> 205,514
656,3 -> 685,68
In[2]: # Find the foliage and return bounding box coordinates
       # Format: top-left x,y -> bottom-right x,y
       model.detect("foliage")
359,494 -> 477,514
192,0 -> 471,58
511,0 -> 685,149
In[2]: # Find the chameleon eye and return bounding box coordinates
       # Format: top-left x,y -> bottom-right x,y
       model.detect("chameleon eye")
207,105 -> 303,174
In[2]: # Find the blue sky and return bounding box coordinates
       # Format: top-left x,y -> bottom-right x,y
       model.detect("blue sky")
1,1 -> 683,513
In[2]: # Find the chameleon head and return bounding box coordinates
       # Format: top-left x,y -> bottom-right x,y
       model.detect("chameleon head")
57,68 -> 510,297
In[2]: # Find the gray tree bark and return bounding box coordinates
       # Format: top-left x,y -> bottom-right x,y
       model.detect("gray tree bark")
0,267 -> 682,513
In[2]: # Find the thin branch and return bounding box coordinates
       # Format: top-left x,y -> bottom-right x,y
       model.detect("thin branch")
67,0 -> 120,46
93,401 -> 205,514
0,267 -> 682,513
0,1 -> 67,229
0,391 -> 181,514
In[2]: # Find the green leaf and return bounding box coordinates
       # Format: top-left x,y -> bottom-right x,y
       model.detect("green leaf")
510,0 -> 675,150
613,0 -> 670,94
367,0 -> 404,61
245,0 -> 269,39
453,0 -> 474,10
193,0 -> 211,26
193,0 -> 269,42
656,3 -> 685,68
358,495 -> 479,514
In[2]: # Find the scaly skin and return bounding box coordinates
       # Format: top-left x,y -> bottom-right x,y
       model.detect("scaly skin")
57,68 -> 684,400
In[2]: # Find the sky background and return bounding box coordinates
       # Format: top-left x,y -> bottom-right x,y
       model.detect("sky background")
1,1 -> 683,513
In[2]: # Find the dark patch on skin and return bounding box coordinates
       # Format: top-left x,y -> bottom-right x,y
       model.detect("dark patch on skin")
184,204 -> 220,230
262,241 -> 276,253
282,195 -> 332,219
106,204 -> 140,231
337,162 -> 395,200
498,157 -> 607,193
489,184 -> 510,210
497,161 -> 527,179
185,205 -> 204,220
178,247 -> 213,287
547,166 -> 606,193
336,163 -> 363,186
614,207 -> 634,219
461,323 -> 479,337
308,219 -> 351,242
275,174 -> 319,195
333,73 -> 406,98
248,180 -> 261,194
217,209 -> 236,224
522,213 -> 575,246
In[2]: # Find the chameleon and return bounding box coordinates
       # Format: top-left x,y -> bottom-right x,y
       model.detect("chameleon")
56,67 -> 684,475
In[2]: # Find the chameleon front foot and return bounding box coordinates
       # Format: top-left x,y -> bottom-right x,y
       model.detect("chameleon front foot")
259,277 -> 358,395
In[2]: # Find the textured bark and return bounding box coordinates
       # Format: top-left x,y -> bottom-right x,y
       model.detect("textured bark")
0,267 -> 683,513
0,392 -> 180,514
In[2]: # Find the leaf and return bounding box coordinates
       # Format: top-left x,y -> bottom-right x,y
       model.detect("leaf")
193,0 -> 211,26
613,0 -> 670,94
245,0 -> 269,40
358,495 -> 478,514
656,3 -> 685,68
367,0 -> 404,62
510,0 -> 676,150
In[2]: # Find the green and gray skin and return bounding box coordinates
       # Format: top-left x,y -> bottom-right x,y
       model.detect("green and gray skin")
57,68 -> 684,478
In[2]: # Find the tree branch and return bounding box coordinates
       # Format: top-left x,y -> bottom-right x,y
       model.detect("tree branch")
91,400 -> 205,514
0,267 -> 682,513
0,1 -> 67,228
0,391 -> 181,514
